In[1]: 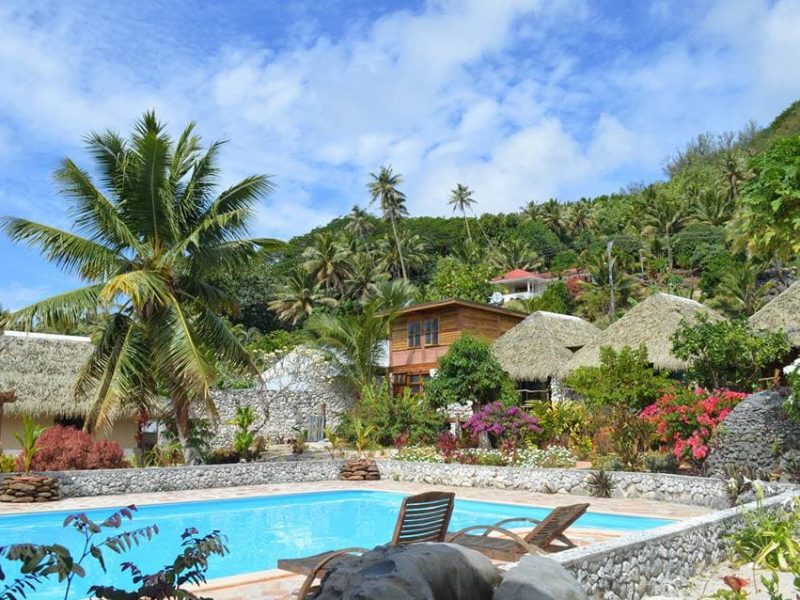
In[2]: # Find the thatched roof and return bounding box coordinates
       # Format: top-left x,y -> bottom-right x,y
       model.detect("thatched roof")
749,281 -> 800,347
0,331 -> 94,418
566,293 -> 724,373
493,311 -> 600,381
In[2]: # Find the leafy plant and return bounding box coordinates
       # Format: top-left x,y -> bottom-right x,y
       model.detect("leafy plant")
324,427 -> 344,458
227,406 -> 257,458
462,402 -> 541,452
642,450 -> 679,474
513,446 -> 577,468
728,497 -> 800,571
12,416 -> 47,474
586,469 -> 616,498
143,441 -> 184,468
351,418 -> 375,457
22,426 -> 126,472
291,427 -> 307,456
0,454 -> 15,473
671,317 -> 790,391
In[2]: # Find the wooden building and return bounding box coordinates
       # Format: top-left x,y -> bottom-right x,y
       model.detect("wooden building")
388,299 -> 524,395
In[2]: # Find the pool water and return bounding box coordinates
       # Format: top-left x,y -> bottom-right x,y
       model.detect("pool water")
0,490 -> 673,599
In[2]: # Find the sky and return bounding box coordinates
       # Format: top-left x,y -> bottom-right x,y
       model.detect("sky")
0,0 -> 799,310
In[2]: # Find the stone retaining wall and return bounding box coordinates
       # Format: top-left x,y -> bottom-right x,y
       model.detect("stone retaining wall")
377,460 -> 732,508
552,490 -> 799,599
2,460 -> 345,498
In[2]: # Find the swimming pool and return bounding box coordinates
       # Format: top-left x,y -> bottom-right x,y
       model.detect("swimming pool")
0,490 -> 673,598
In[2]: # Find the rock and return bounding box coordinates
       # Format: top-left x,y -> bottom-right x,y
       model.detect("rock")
315,543 -> 500,600
494,556 -> 588,600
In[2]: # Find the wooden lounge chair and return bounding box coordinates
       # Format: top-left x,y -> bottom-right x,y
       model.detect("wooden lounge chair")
447,502 -> 590,561
277,491 -> 455,598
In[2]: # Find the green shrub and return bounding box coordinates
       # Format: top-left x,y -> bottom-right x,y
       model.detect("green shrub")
0,453 -> 15,473
205,448 -> 241,464
396,446 -> 443,463
642,450 -> 679,474
592,453 -> 625,471
728,496 -> 800,570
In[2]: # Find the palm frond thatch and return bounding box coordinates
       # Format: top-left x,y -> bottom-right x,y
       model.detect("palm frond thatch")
566,293 -> 724,372
0,331 -> 94,418
493,311 -> 600,381
749,281 -> 800,347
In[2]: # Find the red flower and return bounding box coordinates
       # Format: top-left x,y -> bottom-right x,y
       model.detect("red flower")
722,575 -> 749,592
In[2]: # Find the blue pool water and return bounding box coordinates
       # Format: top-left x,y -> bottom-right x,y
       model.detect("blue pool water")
0,490 -> 673,598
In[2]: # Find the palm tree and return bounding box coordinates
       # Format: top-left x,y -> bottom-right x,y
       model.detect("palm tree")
345,205 -> 375,249
268,269 -> 337,326
368,166 -> 409,280
1,111 -> 280,463
488,238 -> 542,272
539,199 -> 564,236
305,304 -> 390,392
714,260 -> 772,317
367,279 -> 418,312
376,233 -> 426,280
692,189 -> 734,226
448,183 -> 476,244
344,252 -> 387,302
301,232 -> 350,292
564,199 -> 596,236
640,186 -> 689,272
519,200 -> 541,222
718,150 -> 752,203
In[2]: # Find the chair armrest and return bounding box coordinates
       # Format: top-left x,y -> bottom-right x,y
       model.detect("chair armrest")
447,525 -> 543,556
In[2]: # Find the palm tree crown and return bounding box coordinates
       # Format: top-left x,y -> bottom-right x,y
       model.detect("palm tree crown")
368,165 -> 409,280
448,183 -> 476,244
1,111 -> 280,461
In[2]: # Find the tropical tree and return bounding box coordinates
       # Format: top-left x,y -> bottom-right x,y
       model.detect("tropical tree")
1,111 -> 280,463
488,237 -> 542,273
692,189 -> 734,226
426,256 -> 497,304
518,200 -> 541,222
717,149 -> 752,203
640,185 -> 690,271
733,136 -> 800,269
564,199 -> 596,236
345,205 -> 375,250
344,252 -> 387,302
448,183 -> 476,244
538,199 -> 564,236
301,232 -> 350,292
367,278 -> 418,312
713,260 -> 772,317
376,233 -> 426,280
268,269 -> 337,326
368,165 -> 409,280
305,304 -> 390,392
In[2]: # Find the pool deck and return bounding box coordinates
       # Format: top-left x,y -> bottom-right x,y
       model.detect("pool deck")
0,480 -> 711,599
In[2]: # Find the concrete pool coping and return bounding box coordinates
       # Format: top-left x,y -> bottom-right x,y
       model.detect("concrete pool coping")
0,480 -> 711,599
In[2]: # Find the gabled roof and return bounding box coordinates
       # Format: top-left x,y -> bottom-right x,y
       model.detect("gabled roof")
389,298 -> 525,320
494,311 -> 600,381
565,293 -> 724,372
491,269 -> 538,283
491,267 -> 587,283
749,280 -> 800,347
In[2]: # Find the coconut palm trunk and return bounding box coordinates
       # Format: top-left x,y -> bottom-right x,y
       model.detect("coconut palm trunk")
390,213 -> 408,280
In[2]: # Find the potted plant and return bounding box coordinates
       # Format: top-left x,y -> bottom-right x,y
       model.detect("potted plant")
339,418 -> 380,481
1,416 -> 60,502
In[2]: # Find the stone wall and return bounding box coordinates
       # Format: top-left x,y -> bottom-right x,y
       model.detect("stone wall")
552,490 -> 799,599
5,460 -> 345,497
377,461 -> 731,508
706,388 -> 800,475
207,384 -> 354,448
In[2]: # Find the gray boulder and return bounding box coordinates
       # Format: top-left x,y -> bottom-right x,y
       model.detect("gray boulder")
494,556 -> 588,600
315,542 -> 501,600
706,388 -> 800,476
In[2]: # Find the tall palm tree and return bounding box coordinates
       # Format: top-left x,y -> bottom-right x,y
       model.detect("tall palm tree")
519,200 -> 541,222
692,189 -> 734,226
1,112 -> 280,462
539,198 -> 564,236
488,238 -> 542,272
344,251 -> 387,302
301,232 -> 350,292
305,304 -> 391,392
368,165 -> 409,280
268,269 -> 337,326
640,186 -> 689,272
448,183 -> 476,244
564,199 -> 596,236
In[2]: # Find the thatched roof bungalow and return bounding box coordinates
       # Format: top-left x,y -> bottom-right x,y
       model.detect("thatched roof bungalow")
565,293 -> 724,373
494,311 -> 600,382
0,331 -> 137,451
749,281 -> 800,348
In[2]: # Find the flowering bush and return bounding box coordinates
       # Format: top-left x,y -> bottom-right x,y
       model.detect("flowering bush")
396,446 -> 443,463
21,426 -> 127,471
513,446 -> 577,469
641,388 -> 746,462
463,402 -> 541,450
455,448 -> 507,466
435,431 -> 460,461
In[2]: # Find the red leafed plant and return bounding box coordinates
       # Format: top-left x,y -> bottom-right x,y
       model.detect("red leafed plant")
641,388 -> 746,462
19,425 -> 127,472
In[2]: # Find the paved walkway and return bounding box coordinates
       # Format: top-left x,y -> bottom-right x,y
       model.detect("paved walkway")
0,480 -> 710,599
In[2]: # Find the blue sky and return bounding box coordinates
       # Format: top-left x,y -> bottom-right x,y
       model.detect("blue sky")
1,0 -> 799,310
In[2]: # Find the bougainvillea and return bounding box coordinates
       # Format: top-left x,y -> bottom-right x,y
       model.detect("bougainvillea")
641,388 -> 746,462
462,402 -> 541,450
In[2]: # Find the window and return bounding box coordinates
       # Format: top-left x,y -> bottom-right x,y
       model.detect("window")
424,317 -> 439,346
407,320 -> 421,348
408,373 -> 423,395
